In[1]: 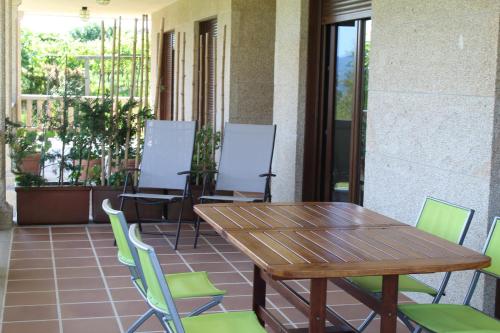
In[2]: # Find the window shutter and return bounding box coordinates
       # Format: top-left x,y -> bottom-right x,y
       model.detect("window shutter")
198,19 -> 217,128
322,0 -> 371,24
160,31 -> 175,120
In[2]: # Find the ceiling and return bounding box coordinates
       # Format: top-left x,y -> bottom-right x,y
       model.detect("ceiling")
19,0 -> 174,17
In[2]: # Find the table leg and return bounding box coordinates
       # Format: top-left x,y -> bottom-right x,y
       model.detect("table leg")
252,265 -> 266,326
380,275 -> 399,333
310,278 -> 327,333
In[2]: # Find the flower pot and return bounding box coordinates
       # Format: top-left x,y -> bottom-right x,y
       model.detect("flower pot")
74,159 -> 101,182
16,186 -> 91,225
91,186 -> 164,223
20,153 -> 41,175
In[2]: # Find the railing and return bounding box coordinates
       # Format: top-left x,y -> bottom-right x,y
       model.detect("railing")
18,94 -> 133,129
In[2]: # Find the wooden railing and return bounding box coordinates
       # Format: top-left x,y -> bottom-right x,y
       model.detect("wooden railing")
18,94 -> 133,129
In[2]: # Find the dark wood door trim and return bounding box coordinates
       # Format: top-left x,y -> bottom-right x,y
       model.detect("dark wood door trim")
303,0 -> 323,201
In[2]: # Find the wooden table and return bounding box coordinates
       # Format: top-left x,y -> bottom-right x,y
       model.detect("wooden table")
194,202 -> 490,333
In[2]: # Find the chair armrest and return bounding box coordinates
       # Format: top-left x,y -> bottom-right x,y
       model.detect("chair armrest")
177,170 -> 194,175
259,173 -> 276,178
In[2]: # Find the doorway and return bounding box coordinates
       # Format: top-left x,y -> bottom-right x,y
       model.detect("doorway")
310,18 -> 371,204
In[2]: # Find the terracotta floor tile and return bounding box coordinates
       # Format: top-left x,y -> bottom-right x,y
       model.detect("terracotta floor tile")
52,233 -> 88,241
101,265 -> 130,277
109,287 -> 143,301
207,272 -> 247,284
160,263 -> 190,274
12,234 -> 50,242
114,300 -> 149,316
62,318 -> 120,333
9,258 -> 52,270
5,291 -> 56,306
10,249 -> 52,260
52,240 -> 91,249
8,268 -> 54,280
219,295 -> 253,311
189,262 -> 235,273
106,276 -> 136,289
11,241 -> 50,251
51,226 -> 88,234
216,282 -> 253,296
59,289 -> 110,303
7,279 -> 55,292
13,227 -> 49,235
3,304 -> 58,321
120,314 -> 165,332
1,320 -> 60,333
56,266 -> 101,279
60,302 -> 114,319
57,277 -> 105,290
156,253 -> 184,264
53,248 -> 94,258
54,256 -> 97,268
181,253 -> 224,263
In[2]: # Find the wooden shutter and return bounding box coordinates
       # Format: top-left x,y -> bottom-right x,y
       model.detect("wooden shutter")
322,0 -> 371,24
197,19 -> 217,128
160,31 -> 175,120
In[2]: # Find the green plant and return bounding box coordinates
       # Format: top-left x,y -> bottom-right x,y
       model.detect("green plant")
191,127 -> 221,185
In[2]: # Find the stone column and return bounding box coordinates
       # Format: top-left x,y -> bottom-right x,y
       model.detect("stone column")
0,0 -> 14,229
271,0 -> 309,201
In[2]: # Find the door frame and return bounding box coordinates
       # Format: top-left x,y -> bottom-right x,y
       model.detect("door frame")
303,1 -> 370,203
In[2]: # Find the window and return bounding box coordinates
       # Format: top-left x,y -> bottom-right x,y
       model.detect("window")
159,31 -> 175,120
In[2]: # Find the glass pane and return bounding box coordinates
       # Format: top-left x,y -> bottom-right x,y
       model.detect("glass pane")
358,19 -> 371,204
331,22 -> 357,202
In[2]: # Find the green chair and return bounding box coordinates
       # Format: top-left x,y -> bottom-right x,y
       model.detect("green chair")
399,217 -> 500,332
346,197 -> 474,331
102,199 -> 226,333
128,223 -> 267,333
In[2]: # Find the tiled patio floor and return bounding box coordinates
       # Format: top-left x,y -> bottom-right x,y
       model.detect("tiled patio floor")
1,223 -> 411,333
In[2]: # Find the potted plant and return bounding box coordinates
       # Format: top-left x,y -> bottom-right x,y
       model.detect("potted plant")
13,65 -> 91,225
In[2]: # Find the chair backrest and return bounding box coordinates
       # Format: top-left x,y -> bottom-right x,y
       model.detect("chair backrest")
101,199 -> 136,267
215,123 -> 276,193
128,224 -> 185,332
482,217 -> 500,277
416,197 -> 474,244
138,120 -> 196,190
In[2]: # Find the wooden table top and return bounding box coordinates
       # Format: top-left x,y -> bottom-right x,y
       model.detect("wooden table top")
194,202 -> 490,279
194,202 -> 404,232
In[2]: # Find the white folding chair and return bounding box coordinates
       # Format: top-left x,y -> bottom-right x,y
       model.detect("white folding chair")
194,123 -> 276,247
119,120 -> 196,250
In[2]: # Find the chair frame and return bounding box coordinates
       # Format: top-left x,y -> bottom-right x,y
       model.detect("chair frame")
119,120 -> 196,250
401,217 -> 500,333
102,200 -> 223,333
355,196 -> 475,332
193,124 -> 277,248
128,223 -> 189,333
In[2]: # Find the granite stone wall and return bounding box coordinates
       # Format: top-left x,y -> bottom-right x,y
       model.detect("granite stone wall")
364,0 -> 500,311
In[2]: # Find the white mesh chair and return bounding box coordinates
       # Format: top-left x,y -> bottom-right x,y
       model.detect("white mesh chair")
119,120 -> 196,250
194,123 -> 276,247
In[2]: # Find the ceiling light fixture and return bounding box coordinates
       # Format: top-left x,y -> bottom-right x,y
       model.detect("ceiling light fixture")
79,6 -> 90,21
96,0 -> 111,5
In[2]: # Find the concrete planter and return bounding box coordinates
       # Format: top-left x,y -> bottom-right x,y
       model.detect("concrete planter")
16,186 -> 91,225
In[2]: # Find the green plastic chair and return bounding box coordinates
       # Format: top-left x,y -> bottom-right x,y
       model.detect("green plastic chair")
346,197 -> 474,331
399,217 -> 500,332
128,223 -> 267,333
102,199 -> 226,333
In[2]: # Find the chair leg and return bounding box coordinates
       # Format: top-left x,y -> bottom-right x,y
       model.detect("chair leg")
126,308 -> 154,333
174,199 -> 185,250
194,215 -> 201,248
134,198 -> 142,232
357,310 -> 377,332
187,295 -> 223,317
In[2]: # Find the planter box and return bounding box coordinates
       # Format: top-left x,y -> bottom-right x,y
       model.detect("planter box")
91,186 -> 164,223
16,186 -> 91,225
